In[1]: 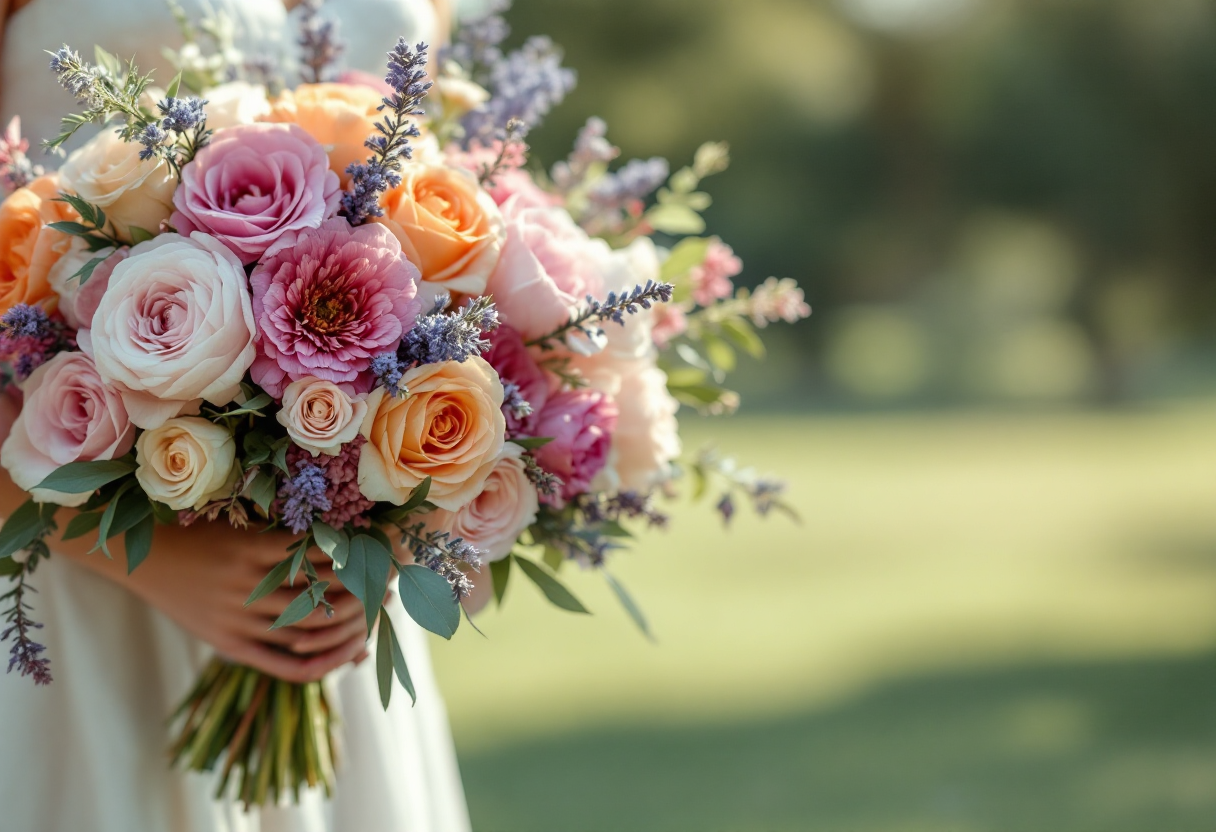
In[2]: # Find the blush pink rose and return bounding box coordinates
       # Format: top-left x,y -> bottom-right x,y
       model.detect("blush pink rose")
483,194 -> 609,343
0,351 -> 135,506
171,123 -> 340,264
532,388 -> 618,503
483,325 -> 550,436
250,218 -> 421,398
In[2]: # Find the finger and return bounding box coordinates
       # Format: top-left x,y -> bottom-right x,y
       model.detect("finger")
228,636 -> 366,684
284,614 -> 370,654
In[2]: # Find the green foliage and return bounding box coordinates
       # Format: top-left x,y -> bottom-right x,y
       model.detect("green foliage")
513,555 -> 590,614
337,534 -> 393,632
35,458 -> 135,494
604,571 -> 652,641
0,499 -> 45,559
124,513 -> 155,573
491,556 -> 512,606
271,581 -> 329,629
311,522 -> 349,569
398,564 -> 461,639
245,557 -> 293,607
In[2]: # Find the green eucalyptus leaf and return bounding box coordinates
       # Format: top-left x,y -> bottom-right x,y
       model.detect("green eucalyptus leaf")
386,614 -> 415,705
35,458 -> 135,494
46,221 -> 97,237
271,582 -> 328,629
245,557 -> 292,607
514,555 -> 590,614
124,513 -> 155,574
400,477 -> 432,514
71,256 -> 106,286
542,545 -> 563,571
61,511 -> 103,541
271,438 -> 290,474
511,437 -> 553,450
605,572 -> 653,641
289,539 -> 307,585
490,556 -> 511,606
311,521 -> 349,568
150,501 -> 177,525
94,480 -> 137,558
398,564 -> 460,639
0,499 -> 41,559
220,393 -> 273,418
337,535 -> 392,632
104,491 -> 152,539
249,470 -> 276,514
376,607 -> 393,709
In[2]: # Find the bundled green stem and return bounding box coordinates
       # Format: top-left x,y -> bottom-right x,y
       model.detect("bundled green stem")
169,659 -> 336,809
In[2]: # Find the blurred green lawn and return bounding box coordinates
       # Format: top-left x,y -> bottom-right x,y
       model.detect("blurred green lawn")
432,406 -> 1216,831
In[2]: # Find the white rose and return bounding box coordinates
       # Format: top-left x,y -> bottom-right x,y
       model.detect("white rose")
606,360 -> 682,492
59,127 -> 176,242
422,443 -> 538,563
81,233 -> 257,429
201,81 -> 272,129
276,377 -> 367,457
135,417 -> 236,511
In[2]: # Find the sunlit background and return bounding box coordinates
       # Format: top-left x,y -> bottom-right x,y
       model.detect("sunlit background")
434,1 -> 1216,829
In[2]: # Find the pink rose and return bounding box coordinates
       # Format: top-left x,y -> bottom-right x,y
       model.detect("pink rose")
483,325 -> 549,436
171,123 -> 340,264
483,195 -> 609,343
83,233 -> 257,429
250,218 -> 421,398
0,351 -> 134,506
532,389 -> 617,503
607,360 -> 681,492
690,239 -> 742,307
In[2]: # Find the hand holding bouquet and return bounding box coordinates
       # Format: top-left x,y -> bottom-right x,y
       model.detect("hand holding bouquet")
0,0 -> 808,808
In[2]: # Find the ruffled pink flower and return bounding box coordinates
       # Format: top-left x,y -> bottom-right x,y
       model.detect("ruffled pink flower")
171,123 -> 340,264
285,437 -> 376,528
250,218 -> 421,398
690,239 -> 742,307
532,389 -> 617,503
483,325 -> 550,436
445,144 -> 556,210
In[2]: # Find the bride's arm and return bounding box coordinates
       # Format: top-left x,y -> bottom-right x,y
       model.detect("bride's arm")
0,396 -> 370,682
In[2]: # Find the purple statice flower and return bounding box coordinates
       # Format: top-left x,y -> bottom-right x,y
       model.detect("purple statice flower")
136,123 -> 169,161
551,117 -> 619,193
460,35 -> 576,146
1,305 -> 50,339
47,45 -> 100,105
297,0 -> 345,84
0,305 -> 70,383
443,0 -> 510,71
285,439 -> 376,529
587,157 -> 669,215
370,352 -> 408,398
157,96 -> 207,134
0,117 -> 44,192
579,490 -> 669,530
501,381 -> 533,428
341,39 -> 431,225
397,294 -> 498,367
278,462 -> 332,534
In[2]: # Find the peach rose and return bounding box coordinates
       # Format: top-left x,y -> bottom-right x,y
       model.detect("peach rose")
374,164 -> 504,303
262,83 -> 382,185
358,357 -> 506,510
422,443 -> 537,562
135,417 -> 236,511
0,174 -> 73,314
58,128 -> 176,242
276,377 -> 368,457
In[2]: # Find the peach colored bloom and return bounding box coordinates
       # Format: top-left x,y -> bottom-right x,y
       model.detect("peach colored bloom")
277,377 -> 368,457
262,83 -> 383,186
135,417 -> 236,511
358,357 -> 505,510
0,175 -> 70,315
374,164 -> 504,303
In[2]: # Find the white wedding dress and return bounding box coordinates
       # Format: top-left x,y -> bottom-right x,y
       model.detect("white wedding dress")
0,3 -> 471,831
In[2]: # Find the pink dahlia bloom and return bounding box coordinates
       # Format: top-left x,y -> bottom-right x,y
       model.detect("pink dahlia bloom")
250,218 -> 422,398
690,239 -> 742,308
171,123 -> 340,264
483,325 -> 550,436
532,388 -> 618,503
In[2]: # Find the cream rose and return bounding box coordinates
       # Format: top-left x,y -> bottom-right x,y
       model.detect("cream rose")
609,360 -> 682,491
1,352 -> 135,507
135,417 -> 236,511
58,128 -> 176,242
358,357 -> 506,510
422,443 -> 537,562
203,81 -> 272,129
276,377 -> 367,457
82,233 -> 257,429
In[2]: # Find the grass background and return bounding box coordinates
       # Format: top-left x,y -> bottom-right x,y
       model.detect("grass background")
431,406 -> 1216,831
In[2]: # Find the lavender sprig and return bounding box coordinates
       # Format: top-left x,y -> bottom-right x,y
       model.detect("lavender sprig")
399,524 -> 482,599
459,35 -> 575,146
297,0 -> 345,84
478,117 -> 528,187
341,40 -> 432,225
502,381 -> 533,424
527,280 -> 675,351
578,490 -> 669,530
2,568 -> 50,686
522,453 -> 562,497
551,117 -> 619,194
443,0 -> 511,73
279,464 -> 332,534
397,294 -> 499,366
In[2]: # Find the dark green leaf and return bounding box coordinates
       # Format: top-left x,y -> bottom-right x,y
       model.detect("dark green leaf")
376,607 -> 393,709
128,226 -> 154,244
150,501 -> 177,524
0,556 -> 21,577
218,393 -> 273,418
401,477 -> 432,513
597,519 -> 633,539
605,572 -> 653,641
245,557 -> 292,607
71,256 -> 105,286
0,499 -> 45,558
124,513 -> 155,574
243,431 -> 273,467
289,539 -> 307,585
62,511 -> 102,541
104,491 -> 152,539
337,535 -> 393,632
271,581 -> 329,629
312,522 -> 349,568
490,556 -> 511,606
398,564 -> 460,639
56,192 -> 97,225
703,334 -> 736,373
514,555 -> 590,614
46,221 -> 95,237
271,438 -> 290,474
365,525 -> 394,553
542,545 -> 564,571
511,437 -> 554,450
35,458 -> 135,494
249,471 -> 276,515
385,614 -> 415,705
94,480 -> 137,558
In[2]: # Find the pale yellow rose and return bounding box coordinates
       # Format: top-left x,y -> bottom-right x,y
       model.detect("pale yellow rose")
135,417 -> 236,511
276,377 -> 367,457
422,443 -> 537,562
358,357 -> 505,510
59,128 -> 175,242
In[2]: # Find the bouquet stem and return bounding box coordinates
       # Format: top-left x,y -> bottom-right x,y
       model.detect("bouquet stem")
169,658 -> 336,809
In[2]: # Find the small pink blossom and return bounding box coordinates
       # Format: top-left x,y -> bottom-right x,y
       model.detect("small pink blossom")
650,304 -> 687,348
171,123 -> 340,264
250,218 -> 421,398
532,389 -> 617,503
690,239 -> 742,307
446,143 -> 556,209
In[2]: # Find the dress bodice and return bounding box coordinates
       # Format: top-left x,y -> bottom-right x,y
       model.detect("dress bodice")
1,0 -> 440,152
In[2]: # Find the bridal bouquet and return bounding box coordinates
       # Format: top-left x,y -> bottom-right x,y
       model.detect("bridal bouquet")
0,0 -> 807,808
